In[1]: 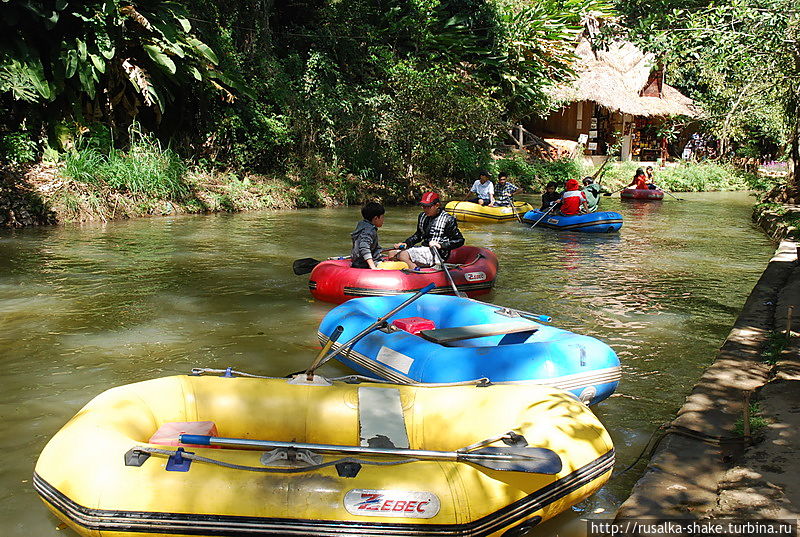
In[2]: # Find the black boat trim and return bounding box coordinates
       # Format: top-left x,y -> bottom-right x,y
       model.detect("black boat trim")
34,449 -> 613,537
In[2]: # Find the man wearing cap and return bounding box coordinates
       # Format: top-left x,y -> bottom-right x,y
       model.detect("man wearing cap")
392,192 -> 465,270
467,171 -> 495,206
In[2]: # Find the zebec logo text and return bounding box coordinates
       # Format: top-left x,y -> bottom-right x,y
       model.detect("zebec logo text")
344,489 -> 441,519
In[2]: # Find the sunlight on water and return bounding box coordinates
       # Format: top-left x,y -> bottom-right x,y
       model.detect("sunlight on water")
0,192 -> 775,536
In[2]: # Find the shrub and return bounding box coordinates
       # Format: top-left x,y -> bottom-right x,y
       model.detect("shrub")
62,124 -> 189,200
494,155 -> 585,191
0,131 -> 38,164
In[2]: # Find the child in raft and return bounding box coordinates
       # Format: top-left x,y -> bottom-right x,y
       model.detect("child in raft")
559,178 -> 589,216
540,181 -> 561,211
350,201 -> 385,269
645,165 -> 658,189
626,168 -> 649,190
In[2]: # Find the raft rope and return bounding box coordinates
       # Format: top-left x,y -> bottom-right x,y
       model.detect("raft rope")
191,367 -> 490,387
133,446 -> 420,474
611,422 -> 747,480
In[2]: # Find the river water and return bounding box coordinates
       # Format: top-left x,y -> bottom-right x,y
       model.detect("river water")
0,192 -> 776,536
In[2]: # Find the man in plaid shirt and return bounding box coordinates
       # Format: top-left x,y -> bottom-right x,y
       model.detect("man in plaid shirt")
492,172 -> 521,206
392,192 -> 465,270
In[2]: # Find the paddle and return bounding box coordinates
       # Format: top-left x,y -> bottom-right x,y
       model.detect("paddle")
293,257 -> 322,275
603,186 -> 626,197
304,326 -> 344,381
431,247 -> 467,298
592,155 -> 613,182
293,248 -> 400,275
304,283 -> 436,377
530,204 -> 556,229
178,434 -> 563,474
509,197 -> 523,223
654,185 -> 685,201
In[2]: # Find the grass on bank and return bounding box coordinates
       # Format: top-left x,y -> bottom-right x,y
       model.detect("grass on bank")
491,155 -> 761,193
734,402 -> 770,437
64,127 -> 188,200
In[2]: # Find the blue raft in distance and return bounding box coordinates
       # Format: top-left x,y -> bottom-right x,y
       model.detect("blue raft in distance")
522,209 -> 623,232
317,294 -> 621,405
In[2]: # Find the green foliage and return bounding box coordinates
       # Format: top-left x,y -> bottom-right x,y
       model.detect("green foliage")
0,0 -> 228,121
595,161 -> 757,192
186,0 -> 618,185
63,124 -> 188,199
494,155 -> 585,191
760,331 -> 791,365
615,0 -> 799,185
734,402 -> 769,437
0,131 -> 38,164
64,147 -> 105,185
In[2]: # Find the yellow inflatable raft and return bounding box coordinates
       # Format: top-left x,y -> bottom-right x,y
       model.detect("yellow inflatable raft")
445,200 -> 533,223
34,373 -> 614,537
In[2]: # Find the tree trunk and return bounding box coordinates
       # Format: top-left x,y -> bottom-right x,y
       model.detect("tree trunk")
788,107 -> 799,191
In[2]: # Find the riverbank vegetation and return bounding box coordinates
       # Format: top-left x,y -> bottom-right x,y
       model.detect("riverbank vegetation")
0,0 -> 796,226
614,0 -> 799,198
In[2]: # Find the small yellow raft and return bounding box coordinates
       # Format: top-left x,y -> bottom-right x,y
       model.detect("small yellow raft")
445,200 -> 533,223
34,374 -> 614,537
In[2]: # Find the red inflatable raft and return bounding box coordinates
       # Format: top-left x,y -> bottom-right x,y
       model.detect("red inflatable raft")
621,188 -> 664,200
308,246 -> 498,304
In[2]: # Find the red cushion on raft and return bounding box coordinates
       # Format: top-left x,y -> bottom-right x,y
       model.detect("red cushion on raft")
392,317 -> 436,335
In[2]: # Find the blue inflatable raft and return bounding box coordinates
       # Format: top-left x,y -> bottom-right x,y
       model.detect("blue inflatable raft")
521,209 -> 623,232
318,294 -> 620,405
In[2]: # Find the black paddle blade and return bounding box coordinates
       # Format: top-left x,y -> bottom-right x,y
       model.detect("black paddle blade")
293,258 -> 321,275
459,446 -> 563,474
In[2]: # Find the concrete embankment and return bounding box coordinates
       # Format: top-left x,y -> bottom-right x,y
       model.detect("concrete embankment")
616,213 -> 800,522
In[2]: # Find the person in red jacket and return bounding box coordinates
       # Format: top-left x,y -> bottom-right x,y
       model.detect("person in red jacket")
626,168 -> 649,190
559,178 -> 588,216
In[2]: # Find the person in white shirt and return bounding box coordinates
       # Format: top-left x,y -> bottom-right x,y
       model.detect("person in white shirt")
468,171 -> 495,206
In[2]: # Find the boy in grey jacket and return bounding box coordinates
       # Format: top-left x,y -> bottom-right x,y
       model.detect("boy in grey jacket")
350,202 -> 385,269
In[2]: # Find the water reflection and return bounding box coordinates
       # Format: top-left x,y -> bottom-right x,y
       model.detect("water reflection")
0,192 -> 775,536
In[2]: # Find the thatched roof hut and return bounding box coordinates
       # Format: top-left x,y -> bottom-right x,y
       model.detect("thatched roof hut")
551,37 -> 697,118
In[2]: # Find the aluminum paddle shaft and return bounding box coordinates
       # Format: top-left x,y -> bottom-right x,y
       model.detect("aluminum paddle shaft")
307,283 -> 436,375
179,434 -> 563,474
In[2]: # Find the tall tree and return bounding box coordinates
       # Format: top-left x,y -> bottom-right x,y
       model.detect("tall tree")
0,1 -> 229,131
620,1 -> 800,191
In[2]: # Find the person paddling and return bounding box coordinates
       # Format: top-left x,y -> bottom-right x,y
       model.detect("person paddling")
540,181 -> 561,211
582,177 -> 606,212
626,168 -> 649,190
492,172 -> 521,207
392,192 -> 465,271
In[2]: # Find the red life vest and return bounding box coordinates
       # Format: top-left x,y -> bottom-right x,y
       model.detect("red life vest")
560,190 -> 586,215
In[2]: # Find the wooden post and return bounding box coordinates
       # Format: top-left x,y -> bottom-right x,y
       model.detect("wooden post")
743,391 -> 751,440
